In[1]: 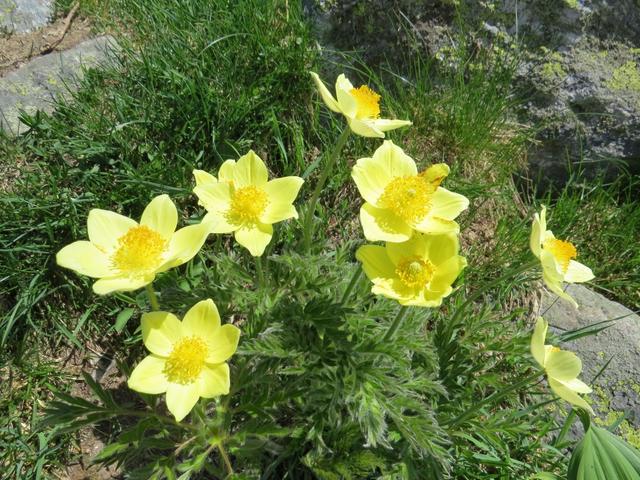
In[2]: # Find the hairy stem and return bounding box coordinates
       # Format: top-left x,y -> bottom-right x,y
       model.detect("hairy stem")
145,283 -> 160,311
383,305 -> 409,342
341,265 -> 363,305
302,127 -> 350,251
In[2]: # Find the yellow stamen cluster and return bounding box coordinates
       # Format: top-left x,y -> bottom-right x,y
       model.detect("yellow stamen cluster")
350,85 -> 381,119
543,238 -> 577,272
395,257 -> 435,289
227,185 -> 269,225
112,225 -> 167,275
379,175 -> 435,223
164,336 -> 208,385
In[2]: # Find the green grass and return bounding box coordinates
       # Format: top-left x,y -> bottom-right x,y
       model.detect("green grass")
1,0 -> 638,478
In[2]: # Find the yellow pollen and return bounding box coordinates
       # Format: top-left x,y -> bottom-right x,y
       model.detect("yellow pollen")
543,238 -> 577,272
378,175 -> 435,223
227,185 -> 269,225
350,85 -> 381,119
164,336 -> 208,385
112,225 -> 167,275
550,346 -> 561,353
395,257 -> 435,289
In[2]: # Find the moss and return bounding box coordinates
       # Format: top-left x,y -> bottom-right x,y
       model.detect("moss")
591,382 -> 640,449
563,0 -> 579,8
540,52 -> 567,81
606,61 -> 640,92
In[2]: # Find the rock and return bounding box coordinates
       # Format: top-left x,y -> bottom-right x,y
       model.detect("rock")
0,35 -> 117,135
543,284 -> 640,439
0,0 -> 53,34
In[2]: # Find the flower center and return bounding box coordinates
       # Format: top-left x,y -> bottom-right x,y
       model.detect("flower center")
350,85 -> 381,119
543,238 -> 577,272
378,175 -> 435,223
395,257 -> 435,289
227,185 -> 269,225
112,225 -> 167,275
164,336 -> 208,385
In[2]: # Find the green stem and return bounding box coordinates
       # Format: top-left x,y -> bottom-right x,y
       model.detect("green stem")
217,442 -> 234,477
451,259 -> 539,325
145,283 -> 160,311
340,265 -> 363,305
302,127 -> 350,251
443,371 -> 542,427
382,305 -> 409,342
255,256 -> 265,290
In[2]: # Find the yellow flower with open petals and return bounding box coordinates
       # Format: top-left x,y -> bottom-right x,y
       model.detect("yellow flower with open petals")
192,150 -> 304,257
56,195 -> 211,295
352,140 -> 469,242
310,71 -> 412,138
127,299 -> 240,421
530,206 -> 594,308
356,232 -> 466,307
531,317 -> 594,414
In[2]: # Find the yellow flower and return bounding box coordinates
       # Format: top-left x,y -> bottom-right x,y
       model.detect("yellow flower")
192,150 -> 304,257
531,317 -> 594,414
127,299 -> 240,421
310,71 -> 412,138
56,195 -> 211,295
351,140 -> 469,242
530,206 -> 594,308
356,232 -> 466,307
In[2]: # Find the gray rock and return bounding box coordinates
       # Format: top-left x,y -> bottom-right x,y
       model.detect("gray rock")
0,36 -> 117,135
0,0 -> 53,34
543,284 -> 640,427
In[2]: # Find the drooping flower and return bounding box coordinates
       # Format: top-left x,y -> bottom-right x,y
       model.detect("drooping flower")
530,206 -> 594,308
310,71 -> 412,138
128,299 -> 240,422
531,317 -> 594,414
356,232 -> 466,307
351,140 -> 469,242
192,150 -> 304,257
56,195 -> 211,295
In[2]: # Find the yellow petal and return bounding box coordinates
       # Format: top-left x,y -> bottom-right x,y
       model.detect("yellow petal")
181,299 -> 221,338
140,194 -> 178,240
368,118 -> 413,132
202,211 -> 237,234
548,377 -> 594,415
347,117 -> 384,137
87,209 -> 137,251
335,74 -> 357,117
542,271 -> 578,309
92,275 -> 152,295
193,169 -> 217,187
401,288 -> 446,307
217,159 -> 236,184
127,355 -> 169,394
424,232 -> 460,265
165,382 -> 200,421
309,71 -> 341,113
414,215 -> 460,235
205,324 -> 240,364
359,203 -> 413,243
564,260 -> 594,283
232,150 -> 269,188
421,163 -> 450,186
530,210 -> 543,258
261,176 -> 304,223
356,245 -> 396,280
199,363 -> 230,398
142,311 -> 183,356
234,223 -> 273,256
371,281 -> 405,301
556,377 -> 592,394
430,255 -> 466,292
530,317 -> 548,368
545,349 -> 582,381
385,234 -> 429,265
193,182 -> 232,214
540,249 -> 565,280
56,241 -> 113,278
427,188 -> 469,221
160,223 -> 210,271
352,140 -> 417,205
